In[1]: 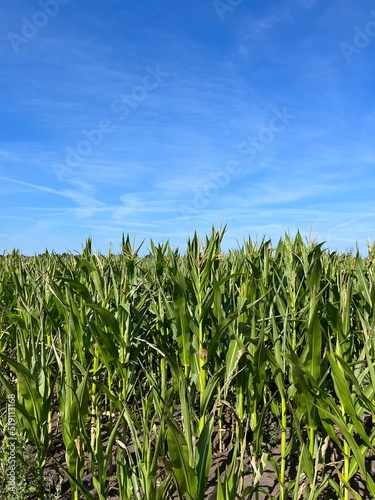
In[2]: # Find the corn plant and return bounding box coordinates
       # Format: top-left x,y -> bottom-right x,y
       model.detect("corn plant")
0,230 -> 375,499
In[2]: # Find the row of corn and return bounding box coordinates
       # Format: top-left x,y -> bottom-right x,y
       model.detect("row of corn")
0,229 -> 375,499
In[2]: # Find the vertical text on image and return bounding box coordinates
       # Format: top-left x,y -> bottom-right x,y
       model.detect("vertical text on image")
6,394 -> 17,493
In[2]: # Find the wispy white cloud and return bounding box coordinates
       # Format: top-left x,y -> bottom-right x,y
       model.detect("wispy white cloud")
0,176 -> 106,218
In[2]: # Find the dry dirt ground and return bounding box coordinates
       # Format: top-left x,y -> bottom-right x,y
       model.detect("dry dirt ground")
13,410 -> 375,500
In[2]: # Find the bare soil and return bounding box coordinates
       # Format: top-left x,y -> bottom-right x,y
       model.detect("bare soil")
7,409 -> 374,500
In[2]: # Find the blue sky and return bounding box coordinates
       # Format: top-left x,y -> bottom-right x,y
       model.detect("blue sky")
1,0 -> 375,255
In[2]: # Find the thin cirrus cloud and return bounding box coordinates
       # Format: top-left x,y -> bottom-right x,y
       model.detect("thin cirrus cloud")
0,0 -> 374,254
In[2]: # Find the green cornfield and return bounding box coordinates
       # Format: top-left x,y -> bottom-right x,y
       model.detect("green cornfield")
0,229 -> 375,499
